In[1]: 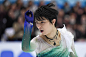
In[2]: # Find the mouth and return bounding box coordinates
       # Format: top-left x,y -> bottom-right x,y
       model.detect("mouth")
40,30 -> 44,33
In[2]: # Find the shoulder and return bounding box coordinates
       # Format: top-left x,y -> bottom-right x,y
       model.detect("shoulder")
30,35 -> 41,50
31,35 -> 41,43
57,24 -> 74,39
30,35 -> 42,53
57,24 -> 74,52
57,24 -> 74,46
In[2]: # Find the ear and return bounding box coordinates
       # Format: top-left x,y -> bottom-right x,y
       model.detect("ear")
52,19 -> 56,25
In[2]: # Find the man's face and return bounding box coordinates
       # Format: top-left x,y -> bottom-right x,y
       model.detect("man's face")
35,18 -> 53,35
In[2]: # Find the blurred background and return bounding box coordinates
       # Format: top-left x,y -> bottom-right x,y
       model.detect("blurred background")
0,0 -> 86,57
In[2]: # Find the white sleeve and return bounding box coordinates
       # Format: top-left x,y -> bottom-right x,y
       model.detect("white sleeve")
58,24 -> 74,53
69,39 -> 78,57
30,37 -> 39,52
31,37 -> 40,55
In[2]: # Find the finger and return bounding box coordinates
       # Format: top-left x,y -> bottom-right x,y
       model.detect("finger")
29,14 -> 31,17
29,11 -> 33,17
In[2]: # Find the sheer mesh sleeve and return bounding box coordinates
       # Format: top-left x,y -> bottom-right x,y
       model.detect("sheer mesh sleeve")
22,20 -> 37,52
31,37 -> 41,55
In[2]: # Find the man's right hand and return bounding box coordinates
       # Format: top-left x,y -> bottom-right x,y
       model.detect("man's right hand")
25,10 -> 34,23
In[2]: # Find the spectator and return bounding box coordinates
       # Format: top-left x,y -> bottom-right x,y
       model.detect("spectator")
3,0 -> 11,11
69,13 -> 76,25
84,7 -> 86,14
6,9 -> 16,28
76,8 -> 84,24
75,1 -> 82,8
56,17 -> 63,28
81,15 -> 86,28
0,0 -> 86,42
16,0 -> 24,10
12,16 -> 24,41
63,2 -> 71,14
38,1 -> 45,7
19,8 -> 26,20
75,24 -> 86,41
0,5 -> 7,40
58,9 -> 64,18
27,1 -> 38,13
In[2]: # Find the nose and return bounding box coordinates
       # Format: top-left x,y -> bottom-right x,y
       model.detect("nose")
36,24 -> 41,29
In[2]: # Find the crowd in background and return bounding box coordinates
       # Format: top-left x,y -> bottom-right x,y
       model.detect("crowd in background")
0,0 -> 86,42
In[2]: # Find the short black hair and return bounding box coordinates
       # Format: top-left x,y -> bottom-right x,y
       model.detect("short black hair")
34,3 -> 58,27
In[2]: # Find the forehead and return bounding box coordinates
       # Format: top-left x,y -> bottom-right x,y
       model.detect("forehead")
35,19 -> 48,22
35,17 -> 48,22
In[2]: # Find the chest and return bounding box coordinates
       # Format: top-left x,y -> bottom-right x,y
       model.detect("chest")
35,35 -> 67,54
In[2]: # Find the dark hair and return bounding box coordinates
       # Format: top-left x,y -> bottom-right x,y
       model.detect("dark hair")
34,3 -> 58,27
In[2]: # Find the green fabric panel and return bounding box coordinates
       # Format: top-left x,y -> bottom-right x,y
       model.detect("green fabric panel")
37,42 -> 70,57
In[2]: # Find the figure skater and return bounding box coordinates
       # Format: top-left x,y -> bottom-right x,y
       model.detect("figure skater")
22,3 -> 78,57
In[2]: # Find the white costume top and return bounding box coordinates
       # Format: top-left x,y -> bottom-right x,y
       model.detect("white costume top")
31,25 -> 75,57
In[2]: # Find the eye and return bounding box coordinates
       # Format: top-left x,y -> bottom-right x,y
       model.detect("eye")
41,22 -> 45,23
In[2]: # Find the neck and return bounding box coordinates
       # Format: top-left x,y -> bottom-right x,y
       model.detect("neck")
46,27 -> 57,39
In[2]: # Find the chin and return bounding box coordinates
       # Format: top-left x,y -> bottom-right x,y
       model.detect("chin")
41,32 -> 47,35
41,33 -> 45,35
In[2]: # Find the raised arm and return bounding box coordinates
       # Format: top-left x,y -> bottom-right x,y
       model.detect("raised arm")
22,10 -> 37,52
